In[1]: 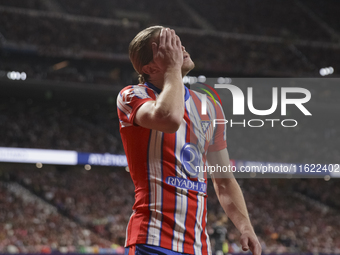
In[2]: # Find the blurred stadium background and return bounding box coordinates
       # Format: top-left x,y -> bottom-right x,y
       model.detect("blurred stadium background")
0,0 -> 340,254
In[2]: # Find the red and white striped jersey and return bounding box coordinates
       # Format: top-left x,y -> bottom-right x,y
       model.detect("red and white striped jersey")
117,82 -> 227,255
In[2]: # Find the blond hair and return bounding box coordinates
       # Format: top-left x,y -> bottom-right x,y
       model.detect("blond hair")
129,26 -> 163,84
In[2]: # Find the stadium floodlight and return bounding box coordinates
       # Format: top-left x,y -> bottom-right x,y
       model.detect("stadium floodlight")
20,72 -> 27,80
217,77 -> 232,84
198,75 -> 206,83
183,76 -> 199,84
7,71 -> 27,80
183,76 -> 189,84
189,76 -> 198,84
319,67 -> 334,76
217,77 -> 225,84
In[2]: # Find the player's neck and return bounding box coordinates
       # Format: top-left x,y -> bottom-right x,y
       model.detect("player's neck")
147,75 -> 185,93
147,76 -> 165,91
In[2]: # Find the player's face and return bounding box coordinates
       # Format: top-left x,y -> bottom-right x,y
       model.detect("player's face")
181,46 -> 195,77
152,30 -> 195,77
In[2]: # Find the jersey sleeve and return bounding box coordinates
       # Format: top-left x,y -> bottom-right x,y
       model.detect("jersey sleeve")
208,101 -> 227,152
117,85 -> 156,127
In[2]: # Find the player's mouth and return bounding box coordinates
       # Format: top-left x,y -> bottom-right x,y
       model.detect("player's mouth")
183,55 -> 189,60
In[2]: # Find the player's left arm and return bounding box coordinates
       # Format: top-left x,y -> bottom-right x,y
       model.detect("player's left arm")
207,148 -> 262,255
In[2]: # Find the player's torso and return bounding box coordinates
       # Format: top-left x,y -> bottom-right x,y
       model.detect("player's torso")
119,84 -> 219,255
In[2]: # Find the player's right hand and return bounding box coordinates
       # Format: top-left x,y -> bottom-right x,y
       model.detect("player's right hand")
240,230 -> 262,255
151,28 -> 183,72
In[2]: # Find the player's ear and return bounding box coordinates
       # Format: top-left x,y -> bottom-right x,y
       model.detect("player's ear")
142,62 -> 160,75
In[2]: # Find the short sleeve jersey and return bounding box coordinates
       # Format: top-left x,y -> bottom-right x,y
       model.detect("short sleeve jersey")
117,82 -> 227,255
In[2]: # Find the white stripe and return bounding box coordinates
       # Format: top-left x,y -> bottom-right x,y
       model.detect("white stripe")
147,130 -> 163,246
194,194 -> 204,254
119,120 -> 132,128
205,208 -> 212,255
172,121 -> 188,252
132,85 -> 150,99
201,93 -> 207,115
125,210 -> 135,247
206,98 -> 216,143
173,188 -> 188,252
117,96 -> 132,118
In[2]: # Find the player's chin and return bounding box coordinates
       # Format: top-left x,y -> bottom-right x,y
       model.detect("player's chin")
182,61 -> 195,76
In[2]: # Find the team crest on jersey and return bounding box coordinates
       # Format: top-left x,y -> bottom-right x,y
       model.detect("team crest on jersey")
200,120 -> 213,143
200,120 -> 210,134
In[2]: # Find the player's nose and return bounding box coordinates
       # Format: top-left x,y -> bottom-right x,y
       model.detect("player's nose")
182,46 -> 186,52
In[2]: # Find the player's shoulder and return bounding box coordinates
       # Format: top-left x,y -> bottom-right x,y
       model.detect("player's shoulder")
118,83 -> 147,95
117,84 -> 158,106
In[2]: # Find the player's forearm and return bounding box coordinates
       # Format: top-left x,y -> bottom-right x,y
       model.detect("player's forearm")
213,178 -> 254,234
153,67 -> 184,128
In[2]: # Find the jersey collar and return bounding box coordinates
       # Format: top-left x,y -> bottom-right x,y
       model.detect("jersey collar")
145,81 -> 190,101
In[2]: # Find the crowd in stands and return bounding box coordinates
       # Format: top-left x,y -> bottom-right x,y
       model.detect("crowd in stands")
0,54 -> 135,85
0,180 -> 115,253
1,0 -> 340,81
0,11 -> 310,78
11,167 -> 134,245
179,34 -> 317,76
185,0 -> 337,42
295,45 -> 340,75
291,179 -> 340,210
0,0 -> 44,10
300,0 -> 340,32
3,0 -> 336,42
0,96 -> 124,154
208,178 -> 340,254
0,93 -> 338,254
0,96 -> 338,253
56,0 -> 199,29
2,166 -> 340,254
0,11 -> 139,54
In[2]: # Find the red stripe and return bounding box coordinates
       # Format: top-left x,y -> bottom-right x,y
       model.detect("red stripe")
160,132 -> 177,250
182,105 -> 197,254
201,195 -> 208,253
123,127 -> 151,246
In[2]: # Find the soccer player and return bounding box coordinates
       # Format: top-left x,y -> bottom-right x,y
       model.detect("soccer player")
117,26 -> 261,255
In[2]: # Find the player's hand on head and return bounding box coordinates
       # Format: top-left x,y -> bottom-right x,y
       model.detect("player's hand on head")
240,230 -> 262,255
151,28 -> 183,72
